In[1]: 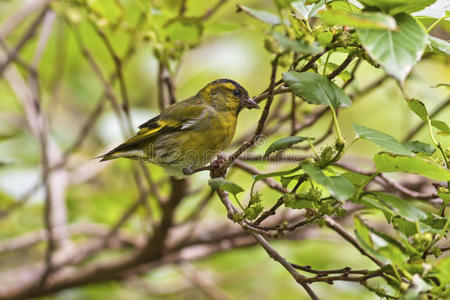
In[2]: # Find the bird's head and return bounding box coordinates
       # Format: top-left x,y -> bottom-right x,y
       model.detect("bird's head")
199,79 -> 259,113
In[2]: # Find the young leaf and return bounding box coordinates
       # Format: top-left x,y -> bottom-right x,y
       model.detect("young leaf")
431,120 -> 450,134
407,99 -> 428,121
353,123 -> 414,156
264,136 -> 311,157
283,71 -> 352,108
374,152 -> 450,181
357,13 -> 427,84
319,10 -> 397,30
302,164 -> 355,201
237,5 -> 283,25
209,178 -> 244,195
357,0 -> 437,15
403,141 -> 436,155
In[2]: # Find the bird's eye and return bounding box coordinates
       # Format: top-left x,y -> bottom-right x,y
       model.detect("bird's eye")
232,89 -> 240,96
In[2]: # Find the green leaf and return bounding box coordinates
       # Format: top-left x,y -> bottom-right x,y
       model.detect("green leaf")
374,152 -> 450,181
209,178 -> 244,195
357,13 -> 427,84
403,141 -> 436,155
353,123 -> 414,156
360,195 -> 395,221
393,217 -> 440,237
354,216 -> 390,263
280,174 -> 302,189
374,192 -> 427,221
319,10 -> 397,30
328,0 -> 360,12
342,172 -> 371,187
272,32 -> 322,54
422,213 -> 448,231
407,99 -> 428,121
291,0 -> 324,20
428,35 -> 450,54
264,136 -> 311,157
437,190 -> 450,206
355,216 -> 408,265
237,5 -> 283,25
357,0 -> 437,15
431,119 -> 450,133
430,256 -> 450,286
302,164 -> 355,201
283,71 -> 352,108
324,62 -> 351,81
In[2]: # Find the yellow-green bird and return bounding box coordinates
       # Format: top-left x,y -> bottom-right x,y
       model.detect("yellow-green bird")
99,79 -> 259,177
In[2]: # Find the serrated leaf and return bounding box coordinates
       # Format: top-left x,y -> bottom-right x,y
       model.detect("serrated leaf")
302,164 -> 355,201
283,71 -> 352,108
358,0 -> 437,15
209,178 -> 244,195
407,99 -> 428,121
428,35 -> 450,54
264,136 -> 311,157
374,152 -> 450,181
237,5 -> 283,25
431,119 -> 450,133
353,123 -> 414,156
403,141 -> 435,155
357,13 -> 427,84
319,10 -> 397,30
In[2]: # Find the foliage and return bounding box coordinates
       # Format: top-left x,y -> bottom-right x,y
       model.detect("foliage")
0,0 -> 449,299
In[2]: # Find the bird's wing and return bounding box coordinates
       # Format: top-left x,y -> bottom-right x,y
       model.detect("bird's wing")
134,102 -> 207,141
100,103 -> 207,160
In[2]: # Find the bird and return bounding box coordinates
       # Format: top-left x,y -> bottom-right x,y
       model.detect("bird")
98,79 -> 259,177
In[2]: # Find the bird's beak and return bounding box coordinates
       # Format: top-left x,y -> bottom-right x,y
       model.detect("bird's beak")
243,98 -> 260,109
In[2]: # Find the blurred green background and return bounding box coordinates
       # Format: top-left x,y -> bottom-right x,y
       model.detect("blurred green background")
0,0 -> 449,299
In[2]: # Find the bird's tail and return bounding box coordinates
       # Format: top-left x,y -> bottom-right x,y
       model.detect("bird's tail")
96,142 -> 145,162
